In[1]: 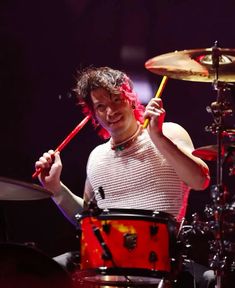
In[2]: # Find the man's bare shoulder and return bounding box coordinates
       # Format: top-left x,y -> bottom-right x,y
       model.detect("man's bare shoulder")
162,122 -> 194,151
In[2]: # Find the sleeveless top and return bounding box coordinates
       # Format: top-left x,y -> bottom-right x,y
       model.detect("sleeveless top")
86,129 -> 189,221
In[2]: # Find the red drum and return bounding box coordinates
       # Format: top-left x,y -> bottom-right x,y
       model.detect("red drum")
75,209 -> 178,286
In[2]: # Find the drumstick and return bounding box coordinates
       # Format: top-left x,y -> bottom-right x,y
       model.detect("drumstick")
32,115 -> 91,179
142,75 -> 168,129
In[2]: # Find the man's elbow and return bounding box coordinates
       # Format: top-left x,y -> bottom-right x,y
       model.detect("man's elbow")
192,171 -> 210,191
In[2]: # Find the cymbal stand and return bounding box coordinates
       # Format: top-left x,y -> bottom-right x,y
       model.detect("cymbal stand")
204,42 -> 234,288
223,144 -> 235,176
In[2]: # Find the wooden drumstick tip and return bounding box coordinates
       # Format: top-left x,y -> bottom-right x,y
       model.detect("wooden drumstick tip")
142,76 -> 168,129
32,168 -> 41,179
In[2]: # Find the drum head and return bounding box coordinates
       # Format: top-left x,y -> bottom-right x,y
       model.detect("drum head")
0,243 -> 72,288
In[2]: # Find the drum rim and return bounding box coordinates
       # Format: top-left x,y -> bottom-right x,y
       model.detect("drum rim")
75,267 -> 169,285
80,208 -> 176,222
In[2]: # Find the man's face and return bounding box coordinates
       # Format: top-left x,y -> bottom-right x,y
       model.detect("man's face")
91,87 -> 137,139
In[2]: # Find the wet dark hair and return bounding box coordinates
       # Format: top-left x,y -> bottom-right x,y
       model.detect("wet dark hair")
75,66 -> 145,139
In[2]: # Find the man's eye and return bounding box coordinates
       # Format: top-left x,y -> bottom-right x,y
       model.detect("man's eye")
96,104 -> 106,112
113,97 -> 122,103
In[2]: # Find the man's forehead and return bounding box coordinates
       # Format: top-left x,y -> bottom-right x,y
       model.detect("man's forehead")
91,89 -> 120,100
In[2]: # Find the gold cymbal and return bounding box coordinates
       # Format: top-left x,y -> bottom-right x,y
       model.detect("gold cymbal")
0,177 -> 52,201
145,48 -> 235,82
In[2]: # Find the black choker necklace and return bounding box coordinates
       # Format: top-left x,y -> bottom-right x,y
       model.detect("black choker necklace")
111,125 -> 142,151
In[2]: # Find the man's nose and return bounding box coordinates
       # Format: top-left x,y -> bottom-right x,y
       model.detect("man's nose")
106,104 -> 116,115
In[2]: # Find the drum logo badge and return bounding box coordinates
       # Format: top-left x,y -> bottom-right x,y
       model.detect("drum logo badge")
123,233 -> 137,250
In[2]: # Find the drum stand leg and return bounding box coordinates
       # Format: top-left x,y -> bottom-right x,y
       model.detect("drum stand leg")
215,273 -> 222,288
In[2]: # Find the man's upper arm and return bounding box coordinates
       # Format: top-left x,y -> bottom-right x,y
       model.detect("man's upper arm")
163,122 -> 195,152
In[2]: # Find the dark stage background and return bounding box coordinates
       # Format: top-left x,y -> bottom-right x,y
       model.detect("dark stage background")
0,0 -> 235,258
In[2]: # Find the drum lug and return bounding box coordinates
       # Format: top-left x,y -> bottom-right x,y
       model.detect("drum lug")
102,222 -> 111,234
149,251 -> 158,263
150,225 -> 159,236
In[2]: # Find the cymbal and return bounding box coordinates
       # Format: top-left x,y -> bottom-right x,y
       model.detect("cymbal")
0,177 -> 53,201
192,145 -> 218,161
223,129 -> 235,137
145,48 -> 235,82
192,144 -> 235,161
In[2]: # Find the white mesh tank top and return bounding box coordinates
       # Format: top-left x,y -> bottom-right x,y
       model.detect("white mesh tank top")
86,129 -> 189,220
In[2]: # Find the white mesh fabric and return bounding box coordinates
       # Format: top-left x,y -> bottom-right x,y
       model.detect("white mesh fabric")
87,129 -> 189,220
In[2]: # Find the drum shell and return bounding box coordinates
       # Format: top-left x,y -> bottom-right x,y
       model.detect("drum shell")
77,209 -> 178,284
